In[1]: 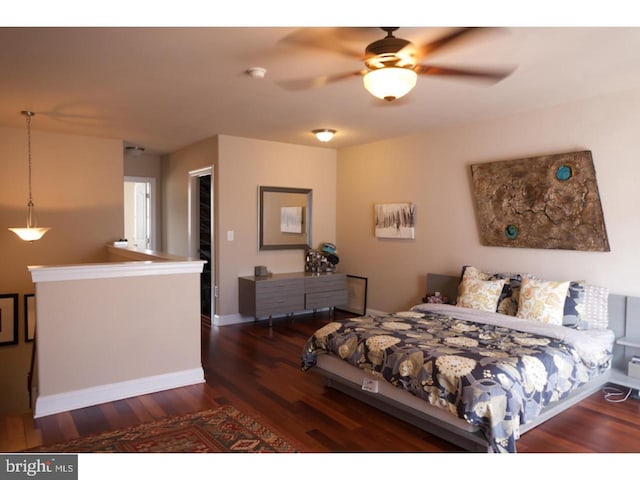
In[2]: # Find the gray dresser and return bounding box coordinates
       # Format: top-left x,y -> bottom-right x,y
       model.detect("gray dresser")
238,272 -> 347,323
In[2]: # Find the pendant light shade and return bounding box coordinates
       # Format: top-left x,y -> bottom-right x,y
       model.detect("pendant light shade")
8,224 -> 51,242
363,67 -> 418,101
8,111 -> 51,242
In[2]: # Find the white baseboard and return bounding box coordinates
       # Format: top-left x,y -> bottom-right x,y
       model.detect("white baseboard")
213,313 -> 253,326
34,367 -> 205,418
214,308 -> 332,326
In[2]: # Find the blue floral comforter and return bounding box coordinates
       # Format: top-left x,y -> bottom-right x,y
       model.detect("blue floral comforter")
301,304 -> 613,452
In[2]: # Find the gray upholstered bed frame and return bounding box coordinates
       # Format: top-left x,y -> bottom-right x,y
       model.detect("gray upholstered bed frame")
313,273 -> 635,452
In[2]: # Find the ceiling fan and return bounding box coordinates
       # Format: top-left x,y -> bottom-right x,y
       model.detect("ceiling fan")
278,27 -> 514,102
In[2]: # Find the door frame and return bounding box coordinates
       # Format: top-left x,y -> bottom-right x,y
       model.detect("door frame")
124,176 -> 157,251
188,166 -> 215,317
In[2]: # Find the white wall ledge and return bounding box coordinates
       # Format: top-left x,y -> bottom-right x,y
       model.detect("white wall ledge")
29,260 -> 205,283
105,244 -> 197,262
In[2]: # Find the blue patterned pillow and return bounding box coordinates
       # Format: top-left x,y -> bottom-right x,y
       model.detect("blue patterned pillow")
562,281 -> 586,328
492,272 -> 524,316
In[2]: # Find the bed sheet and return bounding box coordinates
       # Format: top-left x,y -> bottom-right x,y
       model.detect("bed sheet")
301,304 -> 614,452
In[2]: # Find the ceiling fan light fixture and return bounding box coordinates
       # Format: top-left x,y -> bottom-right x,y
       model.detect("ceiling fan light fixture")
312,129 -> 336,142
363,67 -> 418,101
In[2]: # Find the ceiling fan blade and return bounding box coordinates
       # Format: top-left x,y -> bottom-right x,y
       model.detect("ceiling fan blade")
278,27 -> 374,59
415,64 -> 515,83
415,27 -> 501,58
276,70 -> 364,91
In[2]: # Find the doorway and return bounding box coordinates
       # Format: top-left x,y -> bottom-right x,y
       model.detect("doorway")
188,167 -> 215,323
123,176 -> 157,250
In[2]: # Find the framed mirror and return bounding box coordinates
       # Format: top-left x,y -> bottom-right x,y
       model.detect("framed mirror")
259,186 -> 312,250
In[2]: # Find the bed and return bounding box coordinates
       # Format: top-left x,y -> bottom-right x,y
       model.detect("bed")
301,269 -> 617,453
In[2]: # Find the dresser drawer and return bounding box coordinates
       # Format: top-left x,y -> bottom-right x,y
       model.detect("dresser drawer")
255,297 -> 305,317
304,274 -> 346,293
239,272 -> 347,319
305,290 -> 349,310
255,278 -> 302,299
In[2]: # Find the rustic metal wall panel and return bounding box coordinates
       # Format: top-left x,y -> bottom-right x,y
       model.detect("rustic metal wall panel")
470,150 -> 610,251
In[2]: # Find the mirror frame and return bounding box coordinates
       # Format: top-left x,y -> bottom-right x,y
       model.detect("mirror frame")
259,186 -> 312,250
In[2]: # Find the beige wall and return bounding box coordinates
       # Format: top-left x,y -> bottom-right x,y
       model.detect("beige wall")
216,135 -> 337,317
124,151 -> 163,179
35,273 -> 202,400
0,126 -> 124,414
163,136 -> 218,257
164,134 -> 337,318
337,87 -> 640,313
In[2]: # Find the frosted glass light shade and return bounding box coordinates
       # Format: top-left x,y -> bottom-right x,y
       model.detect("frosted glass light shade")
9,226 -> 51,241
363,67 -> 418,101
312,129 -> 336,142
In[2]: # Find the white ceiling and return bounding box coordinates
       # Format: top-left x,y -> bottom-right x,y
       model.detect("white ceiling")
1,26 -> 640,154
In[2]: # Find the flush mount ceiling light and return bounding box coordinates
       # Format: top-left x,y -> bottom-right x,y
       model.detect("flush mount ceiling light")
8,111 -> 51,242
246,67 -> 267,79
125,145 -> 145,156
312,129 -> 336,142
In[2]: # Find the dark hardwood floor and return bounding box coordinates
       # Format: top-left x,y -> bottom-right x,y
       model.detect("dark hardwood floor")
2,310 -> 640,454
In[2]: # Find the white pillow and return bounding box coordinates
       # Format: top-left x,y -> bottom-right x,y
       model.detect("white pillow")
516,277 -> 570,325
456,277 -> 506,312
583,284 -> 610,329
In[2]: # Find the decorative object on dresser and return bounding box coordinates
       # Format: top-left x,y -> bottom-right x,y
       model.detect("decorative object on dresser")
470,150 -> 609,251
254,266 -> 269,277
305,242 -> 340,273
239,272 -> 347,326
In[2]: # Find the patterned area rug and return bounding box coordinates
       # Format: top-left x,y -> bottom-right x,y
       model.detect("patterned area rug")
29,405 -> 299,453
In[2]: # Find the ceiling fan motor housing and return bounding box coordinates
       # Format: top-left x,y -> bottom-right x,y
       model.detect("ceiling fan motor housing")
364,36 -> 416,70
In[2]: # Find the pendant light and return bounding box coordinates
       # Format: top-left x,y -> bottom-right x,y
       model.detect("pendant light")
8,111 -> 51,242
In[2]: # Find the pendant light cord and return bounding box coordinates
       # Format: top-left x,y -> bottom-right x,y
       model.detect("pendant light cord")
23,111 -> 35,227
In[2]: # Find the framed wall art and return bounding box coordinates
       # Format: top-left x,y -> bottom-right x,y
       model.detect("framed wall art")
280,206 -> 303,233
0,293 -> 19,347
374,203 -> 416,239
259,186 -> 312,250
24,294 -> 36,342
336,275 -> 368,316
470,150 -> 609,251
